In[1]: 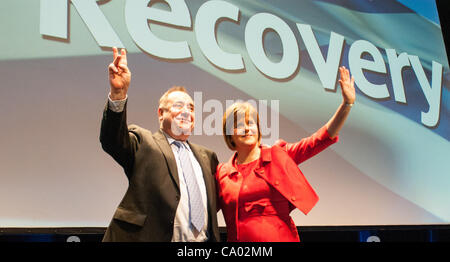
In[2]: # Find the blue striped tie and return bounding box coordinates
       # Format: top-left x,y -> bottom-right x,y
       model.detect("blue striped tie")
172,141 -> 205,232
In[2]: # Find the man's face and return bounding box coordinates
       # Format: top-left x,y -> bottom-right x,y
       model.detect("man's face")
159,91 -> 195,141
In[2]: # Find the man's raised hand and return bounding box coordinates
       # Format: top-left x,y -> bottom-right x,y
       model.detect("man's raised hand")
108,47 -> 131,100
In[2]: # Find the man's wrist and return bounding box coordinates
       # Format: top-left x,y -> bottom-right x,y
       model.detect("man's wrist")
109,92 -> 127,101
108,93 -> 127,112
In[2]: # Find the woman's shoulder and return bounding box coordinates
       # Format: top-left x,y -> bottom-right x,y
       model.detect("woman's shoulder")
216,154 -> 238,179
260,139 -> 288,151
272,139 -> 288,147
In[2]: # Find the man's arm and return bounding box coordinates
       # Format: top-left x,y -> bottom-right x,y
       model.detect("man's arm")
100,48 -> 137,175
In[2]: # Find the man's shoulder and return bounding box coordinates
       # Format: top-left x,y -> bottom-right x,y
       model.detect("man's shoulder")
127,124 -> 162,141
128,124 -> 145,132
127,124 -> 146,135
188,141 -> 216,156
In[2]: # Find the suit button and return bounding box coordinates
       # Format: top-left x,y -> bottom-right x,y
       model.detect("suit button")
274,181 -> 280,186
291,196 -> 296,201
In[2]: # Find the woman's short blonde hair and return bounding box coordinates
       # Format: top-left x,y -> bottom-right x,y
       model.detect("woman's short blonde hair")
222,102 -> 261,150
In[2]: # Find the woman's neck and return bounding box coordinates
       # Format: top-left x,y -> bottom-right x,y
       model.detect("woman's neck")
236,145 -> 261,165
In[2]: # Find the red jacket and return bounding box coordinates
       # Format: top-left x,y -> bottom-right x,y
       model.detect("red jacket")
216,126 -> 338,241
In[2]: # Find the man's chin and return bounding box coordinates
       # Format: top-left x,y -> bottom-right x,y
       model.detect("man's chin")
171,125 -> 193,137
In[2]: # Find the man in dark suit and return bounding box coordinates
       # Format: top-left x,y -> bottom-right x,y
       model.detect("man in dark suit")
100,47 -> 220,242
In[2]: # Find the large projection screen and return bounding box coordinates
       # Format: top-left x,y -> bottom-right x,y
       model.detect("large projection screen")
1,0 -> 449,228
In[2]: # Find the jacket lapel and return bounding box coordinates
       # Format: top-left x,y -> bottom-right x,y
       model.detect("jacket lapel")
153,130 -> 180,191
254,145 -> 272,180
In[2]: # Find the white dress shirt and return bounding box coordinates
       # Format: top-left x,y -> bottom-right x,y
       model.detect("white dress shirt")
108,94 -> 209,242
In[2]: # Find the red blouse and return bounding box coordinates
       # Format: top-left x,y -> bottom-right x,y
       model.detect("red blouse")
216,126 -> 338,242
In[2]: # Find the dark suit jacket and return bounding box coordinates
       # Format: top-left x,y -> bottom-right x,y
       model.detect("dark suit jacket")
100,103 -> 220,242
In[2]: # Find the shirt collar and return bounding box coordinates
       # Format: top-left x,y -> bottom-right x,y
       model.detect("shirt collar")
161,129 -> 191,152
223,144 -> 272,177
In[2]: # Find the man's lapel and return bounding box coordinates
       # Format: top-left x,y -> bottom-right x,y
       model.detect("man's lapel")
153,130 -> 180,191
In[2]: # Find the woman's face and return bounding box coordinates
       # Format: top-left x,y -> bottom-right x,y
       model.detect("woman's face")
231,114 -> 259,151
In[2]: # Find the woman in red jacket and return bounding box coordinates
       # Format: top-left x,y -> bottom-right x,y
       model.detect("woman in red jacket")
216,66 -> 355,242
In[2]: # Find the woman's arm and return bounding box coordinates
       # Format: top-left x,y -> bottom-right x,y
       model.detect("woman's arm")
276,66 -> 355,164
326,66 -> 356,138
